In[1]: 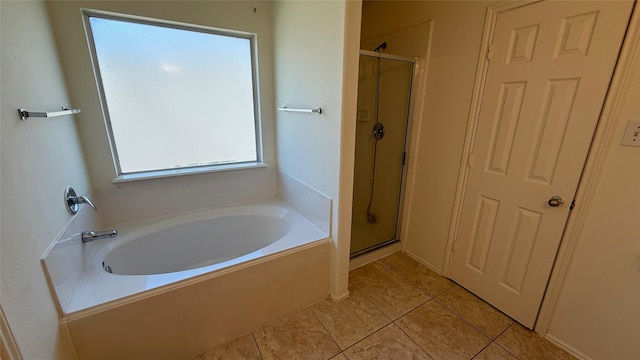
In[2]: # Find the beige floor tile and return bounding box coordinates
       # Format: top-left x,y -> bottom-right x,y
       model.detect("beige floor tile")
330,353 -> 348,360
311,288 -> 391,349
473,343 -> 517,360
343,323 -> 433,360
349,261 -> 389,285
253,308 -> 340,360
355,269 -> 431,319
380,252 -> 413,268
495,324 -> 576,360
397,301 -> 490,360
436,284 -> 513,338
185,334 -> 261,360
393,259 -> 453,296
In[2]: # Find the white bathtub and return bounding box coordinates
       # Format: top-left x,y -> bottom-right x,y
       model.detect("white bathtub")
51,202 -> 328,314
102,206 -> 292,276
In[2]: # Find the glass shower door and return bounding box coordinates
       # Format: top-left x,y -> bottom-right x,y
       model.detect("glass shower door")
350,53 -> 413,257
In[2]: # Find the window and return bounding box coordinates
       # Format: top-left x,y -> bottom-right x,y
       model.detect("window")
83,10 -> 261,179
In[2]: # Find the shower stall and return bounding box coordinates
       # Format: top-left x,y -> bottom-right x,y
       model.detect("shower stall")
350,47 -> 415,258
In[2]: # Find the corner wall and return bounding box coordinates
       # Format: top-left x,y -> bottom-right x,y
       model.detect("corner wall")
0,1 -> 89,358
273,0 -> 356,297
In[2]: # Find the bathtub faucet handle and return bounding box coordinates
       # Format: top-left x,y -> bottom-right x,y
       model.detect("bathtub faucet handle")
65,186 -> 97,214
76,195 -> 97,210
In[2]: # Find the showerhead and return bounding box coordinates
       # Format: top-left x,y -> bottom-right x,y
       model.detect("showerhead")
373,42 -> 387,52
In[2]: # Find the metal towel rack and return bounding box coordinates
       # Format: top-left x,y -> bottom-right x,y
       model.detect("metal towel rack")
18,107 -> 81,121
278,106 -> 322,114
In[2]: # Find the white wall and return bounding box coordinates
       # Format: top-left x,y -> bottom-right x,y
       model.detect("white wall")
273,0 -> 356,297
46,1 -> 279,224
273,1 -> 345,195
544,27 -> 640,359
0,1 -> 88,358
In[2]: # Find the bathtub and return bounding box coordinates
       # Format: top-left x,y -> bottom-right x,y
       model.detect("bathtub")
101,205 -> 294,276
58,202 -> 328,312
43,201 -> 331,360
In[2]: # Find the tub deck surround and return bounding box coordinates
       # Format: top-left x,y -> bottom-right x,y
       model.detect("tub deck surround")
40,203 -> 103,314
67,241 -> 330,360
42,200 -> 330,317
278,171 -> 332,235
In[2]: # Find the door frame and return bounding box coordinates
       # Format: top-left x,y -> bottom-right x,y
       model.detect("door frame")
443,0 -> 639,335
0,305 -> 23,360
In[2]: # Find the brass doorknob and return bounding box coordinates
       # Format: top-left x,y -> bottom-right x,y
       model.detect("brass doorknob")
548,196 -> 565,207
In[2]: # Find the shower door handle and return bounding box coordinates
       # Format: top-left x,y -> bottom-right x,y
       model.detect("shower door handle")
372,122 -> 385,140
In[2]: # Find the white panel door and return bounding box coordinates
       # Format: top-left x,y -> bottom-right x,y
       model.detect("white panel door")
450,0 -> 633,328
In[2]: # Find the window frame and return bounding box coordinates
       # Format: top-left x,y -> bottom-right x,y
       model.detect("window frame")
81,9 -> 264,182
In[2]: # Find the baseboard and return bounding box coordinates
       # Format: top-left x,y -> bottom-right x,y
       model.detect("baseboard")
544,334 -> 592,360
405,250 -> 444,274
330,290 -> 350,302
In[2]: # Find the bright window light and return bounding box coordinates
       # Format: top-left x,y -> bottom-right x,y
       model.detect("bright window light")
84,11 -> 260,177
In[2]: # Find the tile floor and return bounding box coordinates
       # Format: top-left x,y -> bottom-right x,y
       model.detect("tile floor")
186,252 -> 576,360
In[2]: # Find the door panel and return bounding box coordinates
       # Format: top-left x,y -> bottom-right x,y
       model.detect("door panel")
450,0 -> 633,328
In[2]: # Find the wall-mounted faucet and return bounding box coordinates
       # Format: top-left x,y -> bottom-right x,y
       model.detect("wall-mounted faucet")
81,229 -> 117,243
65,186 -> 97,214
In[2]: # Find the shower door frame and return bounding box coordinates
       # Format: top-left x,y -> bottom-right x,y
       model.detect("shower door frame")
351,50 -> 416,258
359,50 -> 416,63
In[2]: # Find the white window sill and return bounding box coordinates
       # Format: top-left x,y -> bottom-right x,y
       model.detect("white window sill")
112,162 -> 268,184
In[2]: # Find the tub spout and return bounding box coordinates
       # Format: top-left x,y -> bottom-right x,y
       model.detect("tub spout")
81,229 -> 117,243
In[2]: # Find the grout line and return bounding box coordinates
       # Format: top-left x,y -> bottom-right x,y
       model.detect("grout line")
431,295 -> 509,341
494,321 -> 515,340
348,262 -> 390,286
251,332 -> 265,360
428,298 -> 493,344
432,284 -> 517,341
492,323 -> 523,359
309,306 -> 341,348
342,321 -> 393,356
492,340 -> 522,360
339,322 -> 396,357
392,316 -> 437,360
470,341 -> 493,359
356,267 -> 433,322
309,307 -> 343,357
388,261 -> 442,300
348,284 -> 394,325
394,295 -> 433,321
438,282 -> 516,321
